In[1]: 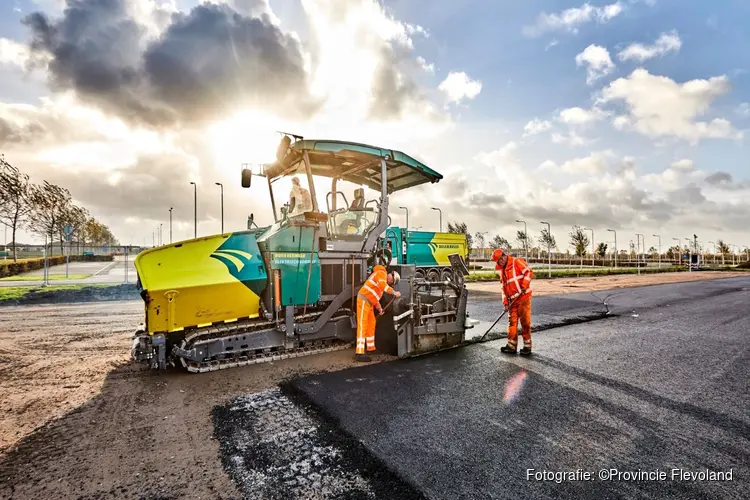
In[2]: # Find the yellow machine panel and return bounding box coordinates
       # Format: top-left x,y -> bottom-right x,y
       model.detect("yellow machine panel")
134,233 -> 267,334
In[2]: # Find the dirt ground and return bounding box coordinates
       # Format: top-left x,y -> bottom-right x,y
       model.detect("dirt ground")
0,270 -> 746,499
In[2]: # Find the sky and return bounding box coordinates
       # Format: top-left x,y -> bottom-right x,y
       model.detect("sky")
0,0 -> 748,254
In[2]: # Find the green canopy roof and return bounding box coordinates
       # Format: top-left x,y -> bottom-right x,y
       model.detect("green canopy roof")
264,139 -> 442,193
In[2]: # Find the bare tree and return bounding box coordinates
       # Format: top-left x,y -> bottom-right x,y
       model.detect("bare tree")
569,225 -> 590,259
596,242 -> 608,257
474,231 -> 486,255
447,221 -> 473,250
0,156 -> 33,260
59,204 -> 89,254
491,235 -> 510,249
516,230 -> 533,254
539,228 -> 556,256
27,181 -> 73,250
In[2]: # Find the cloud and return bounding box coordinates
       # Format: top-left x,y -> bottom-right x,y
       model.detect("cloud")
551,130 -> 589,146
522,118 -> 552,137
704,171 -> 750,190
670,159 -> 694,173
0,38 -> 33,69
21,0 -> 320,127
438,72 -> 483,103
554,150 -> 614,174
736,102 -> 750,116
522,1 -> 624,37
558,106 -> 609,125
416,56 -> 435,73
301,0 -> 447,126
575,44 -> 615,84
617,30 -> 681,62
597,69 -> 742,144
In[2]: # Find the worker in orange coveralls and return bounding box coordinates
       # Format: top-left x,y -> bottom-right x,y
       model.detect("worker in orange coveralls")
355,265 -> 401,362
492,248 -> 534,356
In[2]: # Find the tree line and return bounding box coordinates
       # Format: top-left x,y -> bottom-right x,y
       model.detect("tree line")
446,220 -> 734,261
0,155 -> 119,261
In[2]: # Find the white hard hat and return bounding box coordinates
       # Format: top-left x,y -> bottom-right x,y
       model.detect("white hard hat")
392,271 -> 400,283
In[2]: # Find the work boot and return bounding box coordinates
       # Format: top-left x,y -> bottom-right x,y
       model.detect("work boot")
354,354 -> 371,362
519,347 -> 532,356
500,345 -> 516,354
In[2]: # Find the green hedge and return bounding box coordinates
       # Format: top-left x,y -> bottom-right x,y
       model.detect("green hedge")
0,255 -> 113,278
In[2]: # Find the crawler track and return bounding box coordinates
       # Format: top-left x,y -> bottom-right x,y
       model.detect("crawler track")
170,309 -> 355,373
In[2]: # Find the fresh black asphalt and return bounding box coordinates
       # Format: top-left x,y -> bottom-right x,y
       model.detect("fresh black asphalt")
281,276 -> 750,500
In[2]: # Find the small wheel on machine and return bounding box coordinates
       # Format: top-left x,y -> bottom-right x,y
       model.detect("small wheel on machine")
415,269 -> 426,280
427,269 -> 440,282
440,268 -> 453,282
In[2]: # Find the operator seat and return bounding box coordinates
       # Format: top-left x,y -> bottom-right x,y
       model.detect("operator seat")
350,188 -> 366,210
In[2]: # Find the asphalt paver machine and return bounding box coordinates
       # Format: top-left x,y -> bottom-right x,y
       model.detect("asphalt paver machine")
131,135 -> 473,373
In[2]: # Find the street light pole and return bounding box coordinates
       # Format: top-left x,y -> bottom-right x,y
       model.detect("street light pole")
709,240 -> 716,265
541,221 -> 551,278
672,238 -> 680,266
479,231 -> 488,260
431,207 -> 442,232
653,234 -> 661,269
516,220 -> 527,261
399,206 -> 409,231
169,207 -> 173,244
607,229 -> 617,268
190,181 -> 197,238
635,233 -> 643,275
685,238 -> 692,272
215,182 -> 224,233
584,227 -> 594,266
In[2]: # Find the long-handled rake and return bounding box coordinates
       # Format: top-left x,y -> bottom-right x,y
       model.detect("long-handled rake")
479,295 -> 520,341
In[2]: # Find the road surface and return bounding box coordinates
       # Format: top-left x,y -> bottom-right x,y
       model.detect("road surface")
0,276 -> 747,499
285,276 -> 749,499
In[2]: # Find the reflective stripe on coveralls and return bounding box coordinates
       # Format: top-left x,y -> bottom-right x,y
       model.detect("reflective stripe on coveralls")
356,294 -> 376,354
496,255 -> 533,349
356,265 -> 392,354
506,295 -> 532,350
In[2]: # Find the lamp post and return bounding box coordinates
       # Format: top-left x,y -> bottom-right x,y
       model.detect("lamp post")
431,207 -> 442,232
516,219 -> 527,261
215,182 -> 224,234
190,181 -> 197,238
607,229 -> 617,268
685,238 -> 692,272
653,234 -> 661,269
672,238 -> 680,266
159,224 -> 163,246
584,227 -> 594,266
635,233 -> 643,275
399,206 -> 409,231
541,221 -> 551,278
479,231 -> 488,260
169,207 -> 173,244
709,240 -> 716,265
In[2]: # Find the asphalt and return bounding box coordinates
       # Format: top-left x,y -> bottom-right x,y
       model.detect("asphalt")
278,276 -> 750,500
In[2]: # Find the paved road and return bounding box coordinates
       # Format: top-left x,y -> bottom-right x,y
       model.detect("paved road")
276,276 -> 750,500
0,255 -> 137,287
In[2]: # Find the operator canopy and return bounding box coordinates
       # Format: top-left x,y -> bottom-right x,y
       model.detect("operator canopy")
263,136 -> 443,193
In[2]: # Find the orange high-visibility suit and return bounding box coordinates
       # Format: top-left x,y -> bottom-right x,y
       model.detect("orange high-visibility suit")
496,255 -> 533,351
356,265 -> 395,354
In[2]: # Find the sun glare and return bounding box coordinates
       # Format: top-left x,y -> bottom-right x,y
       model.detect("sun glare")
207,110 -> 288,175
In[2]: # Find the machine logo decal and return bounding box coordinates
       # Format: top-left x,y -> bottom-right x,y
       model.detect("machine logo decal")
211,249 -> 253,273
428,242 -> 437,253
209,235 -> 264,294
